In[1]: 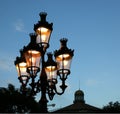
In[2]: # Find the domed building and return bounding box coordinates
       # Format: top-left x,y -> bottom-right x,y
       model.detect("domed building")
53,89 -> 102,113
74,89 -> 85,104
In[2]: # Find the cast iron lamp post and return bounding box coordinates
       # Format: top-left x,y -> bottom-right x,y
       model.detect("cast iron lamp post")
14,12 -> 74,113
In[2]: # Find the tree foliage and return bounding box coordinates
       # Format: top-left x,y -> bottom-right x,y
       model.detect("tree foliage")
102,101 -> 120,112
0,84 -> 40,113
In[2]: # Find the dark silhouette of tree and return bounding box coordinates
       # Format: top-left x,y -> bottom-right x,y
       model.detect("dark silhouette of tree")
0,83 -> 40,113
102,101 -> 120,112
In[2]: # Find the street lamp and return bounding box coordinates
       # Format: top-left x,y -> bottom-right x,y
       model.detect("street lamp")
14,50 -> 29,88
14,12 -> 74,113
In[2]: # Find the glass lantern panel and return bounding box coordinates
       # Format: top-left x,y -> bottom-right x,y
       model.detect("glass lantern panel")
45,66 -> 57,80
15,64 -> 20,77
36,27 -> 51,44
57,59 -> 72,74
25,50 -> 41,68
15,62 -> 28,77
56,54 -> 72,70
19,62 -> 28,76
56,54 -> 71,61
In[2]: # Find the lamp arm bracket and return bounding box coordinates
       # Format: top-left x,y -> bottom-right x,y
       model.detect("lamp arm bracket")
53,84 -> 65,95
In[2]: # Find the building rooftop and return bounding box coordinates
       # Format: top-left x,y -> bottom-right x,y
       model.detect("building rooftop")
53,89 -> 102,113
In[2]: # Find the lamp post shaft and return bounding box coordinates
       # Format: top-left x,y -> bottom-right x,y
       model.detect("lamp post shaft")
39,52 -> 48,112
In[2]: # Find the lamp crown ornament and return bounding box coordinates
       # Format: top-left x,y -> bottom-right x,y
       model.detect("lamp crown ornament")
60,38 -> 68,47
54,38 -> 74,59
34,12 -> 53,32
39,12 -> 47,22
45,52 -> 57,66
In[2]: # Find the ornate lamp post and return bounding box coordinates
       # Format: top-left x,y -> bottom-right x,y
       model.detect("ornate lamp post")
14,12 -> 74,113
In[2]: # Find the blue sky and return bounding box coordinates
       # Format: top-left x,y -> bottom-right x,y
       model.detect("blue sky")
0,0 -> 120,111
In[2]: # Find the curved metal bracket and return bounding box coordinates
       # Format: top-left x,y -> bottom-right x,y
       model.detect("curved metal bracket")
54,80 -> 67,95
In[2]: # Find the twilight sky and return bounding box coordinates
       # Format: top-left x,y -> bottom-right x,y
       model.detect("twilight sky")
0,0 -> 120,111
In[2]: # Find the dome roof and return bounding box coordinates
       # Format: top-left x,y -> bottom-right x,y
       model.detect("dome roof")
75,89 -> 84,96
74,89 -> 85,104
